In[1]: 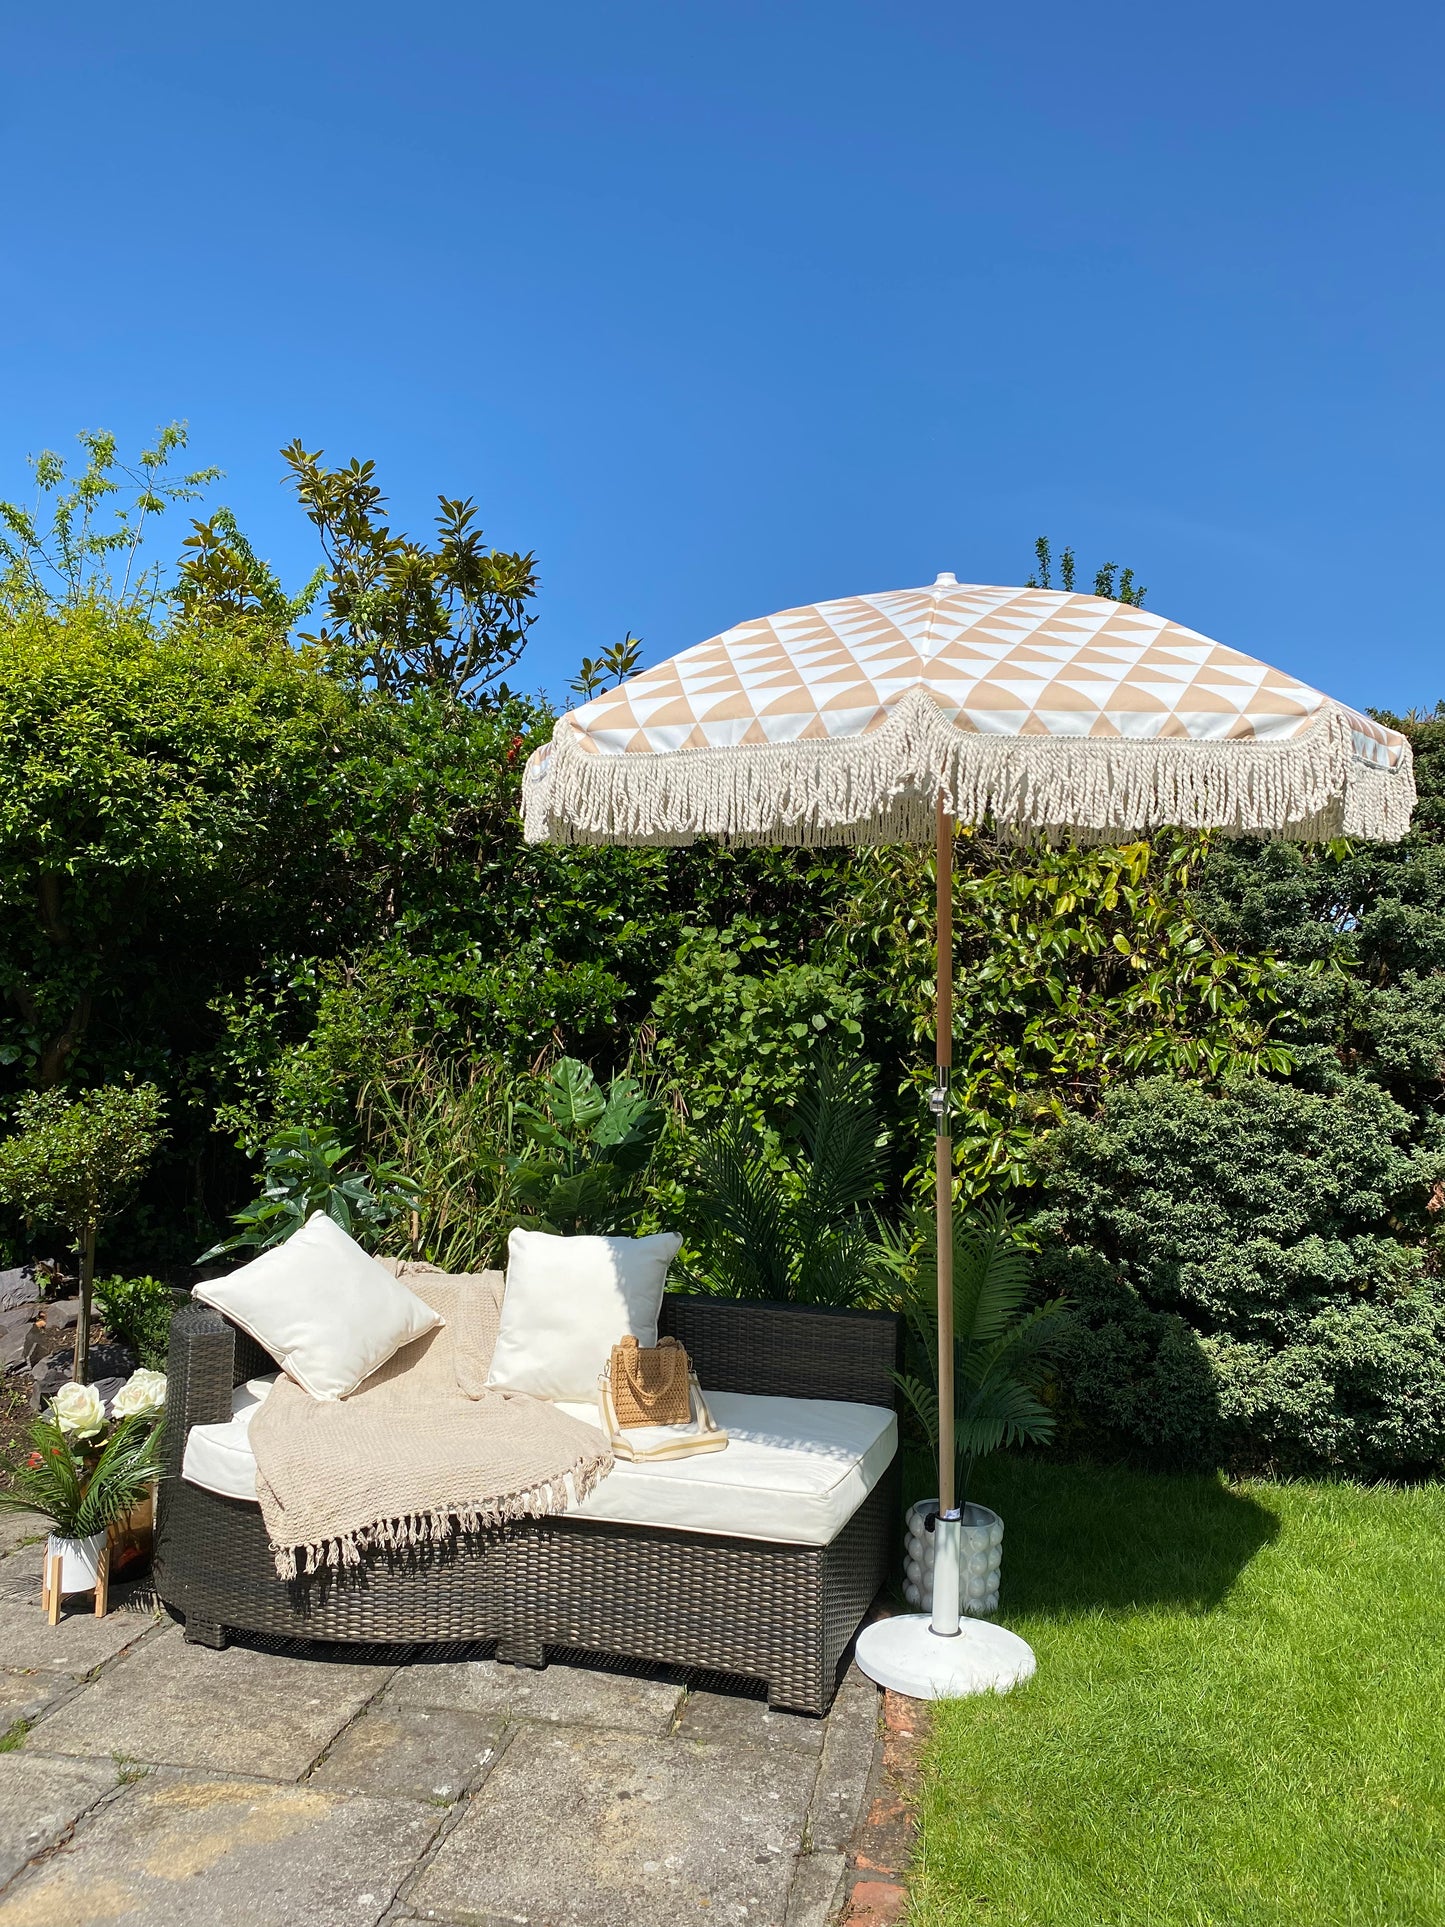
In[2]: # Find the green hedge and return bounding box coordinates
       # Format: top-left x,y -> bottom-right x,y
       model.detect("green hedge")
1032,1073 -> 1445,1477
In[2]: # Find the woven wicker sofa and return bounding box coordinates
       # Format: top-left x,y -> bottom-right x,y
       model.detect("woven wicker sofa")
155,1293 -> 900,1716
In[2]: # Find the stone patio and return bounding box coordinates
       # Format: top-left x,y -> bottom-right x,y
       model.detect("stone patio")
0,1517 -> 909,1926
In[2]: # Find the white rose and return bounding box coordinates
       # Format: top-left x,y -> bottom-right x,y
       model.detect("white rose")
51,1381 -> 106,1440
111,1368 -> 167,1419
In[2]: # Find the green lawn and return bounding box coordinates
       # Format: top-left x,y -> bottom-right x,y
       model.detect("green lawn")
909,1459 -> 1445,1927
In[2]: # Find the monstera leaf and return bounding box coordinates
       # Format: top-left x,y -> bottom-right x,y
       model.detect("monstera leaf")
506,1057 -> 662,1235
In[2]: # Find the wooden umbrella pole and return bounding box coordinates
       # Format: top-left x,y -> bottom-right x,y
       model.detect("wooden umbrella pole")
934,790 -> 955,1517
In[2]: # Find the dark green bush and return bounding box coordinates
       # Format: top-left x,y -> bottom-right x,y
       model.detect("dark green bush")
1032,1073 -> 1445,1477
92,1274 -> 178,1371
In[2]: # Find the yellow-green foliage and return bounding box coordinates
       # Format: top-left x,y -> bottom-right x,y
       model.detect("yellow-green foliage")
845,831 -> 1299,1197
0,603 -> 366,1087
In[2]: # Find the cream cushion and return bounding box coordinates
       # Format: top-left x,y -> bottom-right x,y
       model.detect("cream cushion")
193,1213 -> 443,1401
181,1375 -> 278,1501
484,1229 -> 682,1403
559,1392 -> 896,1545
182,1383 -> 897,1546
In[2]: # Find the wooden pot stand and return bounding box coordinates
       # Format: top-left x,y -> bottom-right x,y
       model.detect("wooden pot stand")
41,1544 -> 111,1626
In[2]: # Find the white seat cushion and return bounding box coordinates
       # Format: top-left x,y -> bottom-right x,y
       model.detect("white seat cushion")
181,1376 -> 278,1501
551,1390 -> 896,1546
181,1382 -> 896,1546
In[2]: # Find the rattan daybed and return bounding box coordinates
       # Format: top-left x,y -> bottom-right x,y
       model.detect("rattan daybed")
155,1294 -> 900,1716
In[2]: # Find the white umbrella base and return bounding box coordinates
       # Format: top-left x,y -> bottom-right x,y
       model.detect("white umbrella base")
855,1614 -> 1036,1700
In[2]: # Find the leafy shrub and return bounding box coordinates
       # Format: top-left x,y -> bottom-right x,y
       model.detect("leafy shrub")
214,940 -> 640,1154
1032,1073 -> 1445,1476
0,604 -> 369,1095
199,1125 -> 417,1261
845,832 -> 1299,1199
92,1274 -> 177,1371
506,1057 -> 661,1236
649,921 -> 866,1128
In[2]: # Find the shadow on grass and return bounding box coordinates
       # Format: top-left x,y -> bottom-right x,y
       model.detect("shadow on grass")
907,1448 -> 1281,1619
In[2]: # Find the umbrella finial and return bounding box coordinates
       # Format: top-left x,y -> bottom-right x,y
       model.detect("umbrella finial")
932,572 -> 958,589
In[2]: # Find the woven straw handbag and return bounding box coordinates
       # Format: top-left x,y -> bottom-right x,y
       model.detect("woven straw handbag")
599,1334 -> 728,1462
609,1334 -> 690,1426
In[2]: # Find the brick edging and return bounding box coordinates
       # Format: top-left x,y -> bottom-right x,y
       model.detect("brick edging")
838,1688 -> 928,1924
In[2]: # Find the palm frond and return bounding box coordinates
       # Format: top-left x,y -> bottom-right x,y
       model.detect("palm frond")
0,1418 -> 85,1523
982,1297 -> 1072,1381
954,1376 -> 1056,1460
686,1117 -> 792,1299
73,1414 -> 163,1537
893,1371 -> 941,1455
793,1220 -> 889,1308
794,1052 -> 889,1228
896,1199 -> 1070,1506
951,1201 -> 1034,1350
0,1412 -> 162,1538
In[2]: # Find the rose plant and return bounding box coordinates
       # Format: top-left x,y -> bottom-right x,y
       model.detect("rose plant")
0,1370 -> 166,1542
50,1380 -> 107,1440
110,1369 -> 166,1419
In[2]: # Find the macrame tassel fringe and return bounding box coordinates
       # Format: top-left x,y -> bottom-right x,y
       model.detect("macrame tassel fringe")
270,1445 -> 614,1581
523,691 -> 1415,848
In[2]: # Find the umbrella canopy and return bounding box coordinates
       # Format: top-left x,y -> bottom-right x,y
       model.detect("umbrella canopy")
523,575 -> 1413,848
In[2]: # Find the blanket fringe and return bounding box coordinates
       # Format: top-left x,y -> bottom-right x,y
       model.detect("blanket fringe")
271,1446 -> 613,1581
523,691 -> 1415,848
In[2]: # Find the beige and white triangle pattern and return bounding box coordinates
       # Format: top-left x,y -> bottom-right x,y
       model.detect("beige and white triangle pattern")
527,580 -> 1413,846
564,582 -> 1404,766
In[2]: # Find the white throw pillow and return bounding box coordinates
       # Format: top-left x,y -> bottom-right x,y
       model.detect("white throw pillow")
485,1229 -> 682,1402
193,1212 -> 443,1401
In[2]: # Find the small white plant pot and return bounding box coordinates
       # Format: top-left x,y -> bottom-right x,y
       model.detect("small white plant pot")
902,1500 -> 1003,1615
46,1532 -> 106,1595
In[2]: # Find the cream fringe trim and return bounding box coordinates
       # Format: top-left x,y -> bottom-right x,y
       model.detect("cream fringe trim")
523,690 -> 1415,847
270,1446 -> 613,1581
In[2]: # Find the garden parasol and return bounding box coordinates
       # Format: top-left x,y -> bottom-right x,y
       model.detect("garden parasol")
523,573 -> 1414,1697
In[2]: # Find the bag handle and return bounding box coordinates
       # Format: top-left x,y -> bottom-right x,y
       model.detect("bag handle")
613,1335 -> 687,1415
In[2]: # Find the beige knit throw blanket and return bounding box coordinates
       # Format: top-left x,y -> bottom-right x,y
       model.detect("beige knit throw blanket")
247,1269 -> 613,1579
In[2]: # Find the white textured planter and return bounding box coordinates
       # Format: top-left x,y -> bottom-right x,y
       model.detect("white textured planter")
46,1532 -> 106,1594
903,1500 -> 1003,1616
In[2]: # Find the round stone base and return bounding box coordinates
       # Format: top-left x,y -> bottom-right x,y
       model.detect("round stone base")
854,1614 -> 1036,1700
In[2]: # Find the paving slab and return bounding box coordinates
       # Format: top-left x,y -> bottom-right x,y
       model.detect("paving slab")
0,1561 -> 37,1605
408,1722 -> 819,1927
676,1688 -> 826,1755
0,1672 -> 68,1732
310,1706 -> 505,1803
0,1582 -> 160,1679
26,1625 -> 395,1782
69,1625 -> 396,1706
0,1521 -> 43,1563
803,1668 -> 879,1853
0,1753 -> 117,1888
785,1850 -> 848,1927
0,1770 -> 444,1926
384,1655 -> 684,1734
0,1546 -> 59,1605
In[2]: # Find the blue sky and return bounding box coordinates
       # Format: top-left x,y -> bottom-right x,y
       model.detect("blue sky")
2,2 -> 1440,712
